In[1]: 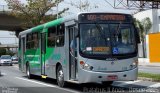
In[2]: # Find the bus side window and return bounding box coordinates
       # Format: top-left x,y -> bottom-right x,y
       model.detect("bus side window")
33,32 -> 38,48
56,24 -> 65,47
26,34 -> 31,49
48,26 -> 56,47
26,32 -> 39,49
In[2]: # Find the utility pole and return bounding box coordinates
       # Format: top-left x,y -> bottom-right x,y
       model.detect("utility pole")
56,0 -> 59,19
80,0 -> 82,12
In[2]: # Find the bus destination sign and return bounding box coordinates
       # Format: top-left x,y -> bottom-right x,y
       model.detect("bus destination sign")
79,13 -> 132,22
87,15 -> 125,21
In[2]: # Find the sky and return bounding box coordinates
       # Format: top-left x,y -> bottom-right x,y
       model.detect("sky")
0,31 -> 18,44
0,0 -> 135,44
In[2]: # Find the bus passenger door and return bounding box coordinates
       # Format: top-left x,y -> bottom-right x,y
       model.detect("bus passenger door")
20,37 -> 26,72
40,33 -> 46,76
69,26 -> 77,80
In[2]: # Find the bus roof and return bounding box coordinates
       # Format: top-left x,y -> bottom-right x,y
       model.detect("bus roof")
19,14 -> 77,36
19,12 -> 131,36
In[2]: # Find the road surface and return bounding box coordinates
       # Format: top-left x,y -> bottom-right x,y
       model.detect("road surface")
0,64 -> 160,93
139,65 -> 160,74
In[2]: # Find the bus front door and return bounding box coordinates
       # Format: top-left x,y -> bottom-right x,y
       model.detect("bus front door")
69,27 -> 77,80
40,33 -> 46,77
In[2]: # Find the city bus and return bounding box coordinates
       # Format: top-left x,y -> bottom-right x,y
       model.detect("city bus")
18,12 -> 140,87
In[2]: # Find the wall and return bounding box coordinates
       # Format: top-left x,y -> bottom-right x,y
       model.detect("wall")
149,33 -> 160,63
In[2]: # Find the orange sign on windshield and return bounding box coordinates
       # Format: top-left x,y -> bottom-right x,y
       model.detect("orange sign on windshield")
93,47 -> 110,52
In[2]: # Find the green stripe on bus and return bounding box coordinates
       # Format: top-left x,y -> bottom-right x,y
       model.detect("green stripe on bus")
32,25 -> 44,32
45,18 -> 64,28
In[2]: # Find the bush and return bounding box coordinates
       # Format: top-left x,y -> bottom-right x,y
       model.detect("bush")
0,48 -> 15,56
0,48 -> 6,56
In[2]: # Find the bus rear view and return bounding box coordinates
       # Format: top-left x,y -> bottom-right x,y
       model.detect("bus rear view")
77,13 -> 139,85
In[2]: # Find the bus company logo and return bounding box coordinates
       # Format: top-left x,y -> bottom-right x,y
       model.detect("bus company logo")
105,58 -> 118,61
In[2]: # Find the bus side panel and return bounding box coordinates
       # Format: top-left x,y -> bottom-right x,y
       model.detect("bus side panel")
45,47 -> 66,79
45,47 -> 58,78
25,48 -> 41,75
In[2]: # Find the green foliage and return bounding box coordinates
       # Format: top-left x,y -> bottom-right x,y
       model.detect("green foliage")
0,48 -> 15,56
141,17 -> 152,34
0,48 -> 6,56
138,72 -> 160,82
69,0 -> 98,12
5,0 -> 69,29
134,17 -> 152,58
134,17 -> 152,42
6,50 -> 14,56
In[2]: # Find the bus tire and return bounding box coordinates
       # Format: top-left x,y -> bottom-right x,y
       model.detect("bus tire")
26,63 -> 33,79
56,65 -> 66,87
102,81 -> 113,86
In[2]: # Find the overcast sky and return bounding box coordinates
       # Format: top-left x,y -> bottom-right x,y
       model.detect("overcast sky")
0,0 -> 135,44
0,31 -> 18,44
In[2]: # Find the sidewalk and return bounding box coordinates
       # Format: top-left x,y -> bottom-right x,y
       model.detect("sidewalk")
138,58 -> 160,67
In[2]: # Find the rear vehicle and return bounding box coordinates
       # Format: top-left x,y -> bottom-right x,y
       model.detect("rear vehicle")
11,56 -> 18,64
0,55 -> 12,66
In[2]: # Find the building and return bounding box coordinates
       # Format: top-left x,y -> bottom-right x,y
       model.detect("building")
134,9 -> 160,63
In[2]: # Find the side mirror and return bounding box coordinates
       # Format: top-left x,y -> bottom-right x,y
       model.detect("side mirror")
135,28 -> 141,44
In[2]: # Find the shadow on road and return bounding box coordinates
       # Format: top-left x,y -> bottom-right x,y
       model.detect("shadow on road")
21,75 -> 137,93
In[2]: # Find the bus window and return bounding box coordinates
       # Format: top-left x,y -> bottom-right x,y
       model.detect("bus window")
26,32 -> 39,49
33,33 -> 38,48
48,26 -> 56,47
56,24 -> 65,47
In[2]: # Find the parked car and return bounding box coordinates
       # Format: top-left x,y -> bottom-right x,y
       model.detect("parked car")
11,56 -> 18,64
0,55 -> 12,66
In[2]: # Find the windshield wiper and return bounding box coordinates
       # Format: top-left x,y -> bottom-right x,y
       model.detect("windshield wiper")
94,22 -> 108,45
115,22 -> 122,36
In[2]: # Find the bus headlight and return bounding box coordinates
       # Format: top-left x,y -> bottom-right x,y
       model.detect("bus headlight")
130,60 -> 138,69
80,61 -> 93,71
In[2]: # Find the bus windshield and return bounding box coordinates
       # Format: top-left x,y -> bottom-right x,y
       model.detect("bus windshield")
80,23 -> 136,57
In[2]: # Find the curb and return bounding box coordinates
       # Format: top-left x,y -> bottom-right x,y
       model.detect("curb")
138,77 -> 160,82
139,65 -> 160,67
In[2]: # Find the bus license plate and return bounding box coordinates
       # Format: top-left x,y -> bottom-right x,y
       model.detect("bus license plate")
107,75 -> 118,80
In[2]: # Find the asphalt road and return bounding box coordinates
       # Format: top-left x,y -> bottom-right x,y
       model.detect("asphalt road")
0,64 -> 160,93
138,65 -> 160,74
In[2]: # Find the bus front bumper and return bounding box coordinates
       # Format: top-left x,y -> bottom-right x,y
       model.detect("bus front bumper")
78,67 -> 138,83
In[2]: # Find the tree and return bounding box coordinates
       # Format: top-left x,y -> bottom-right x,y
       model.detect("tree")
5,0 -> 69,29
135,17 -> 152,58
0,48 -> 6,56
142,17 -> 152,35
68,0 -> 98,12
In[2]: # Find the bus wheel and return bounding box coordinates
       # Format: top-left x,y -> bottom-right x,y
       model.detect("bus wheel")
26,64 -> 33,79
102,81 -> 113,86
56,65 -> 66,87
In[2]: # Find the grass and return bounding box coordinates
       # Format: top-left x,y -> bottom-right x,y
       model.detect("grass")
138,72 -> 160,82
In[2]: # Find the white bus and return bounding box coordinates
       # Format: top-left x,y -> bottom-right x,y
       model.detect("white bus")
18,12 -> 140,87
